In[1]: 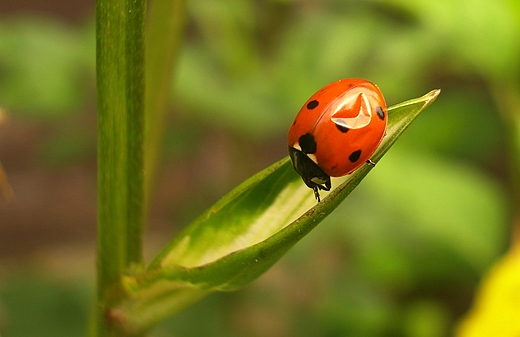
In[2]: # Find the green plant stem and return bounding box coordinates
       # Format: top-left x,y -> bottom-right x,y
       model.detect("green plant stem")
144,0 -> 187,202
95,0 -> 146,335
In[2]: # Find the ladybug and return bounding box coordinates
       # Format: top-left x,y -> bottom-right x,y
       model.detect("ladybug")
288,79 -> 387,202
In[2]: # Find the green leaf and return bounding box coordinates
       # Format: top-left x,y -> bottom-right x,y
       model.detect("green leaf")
111,89 -> 440,334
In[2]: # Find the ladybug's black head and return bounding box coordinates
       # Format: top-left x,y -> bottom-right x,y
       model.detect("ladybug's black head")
288,146 -> 331,202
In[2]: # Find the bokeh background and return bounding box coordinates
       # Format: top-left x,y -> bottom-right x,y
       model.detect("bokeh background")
0,0 -> 518,336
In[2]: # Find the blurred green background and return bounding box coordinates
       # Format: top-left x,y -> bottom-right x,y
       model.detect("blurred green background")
0,0 -> 517,336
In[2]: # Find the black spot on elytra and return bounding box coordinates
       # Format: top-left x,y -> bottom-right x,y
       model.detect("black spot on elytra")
376,106 -> 385,120
306,100 -> 319,110
299,133 -> 317,154
335,124 -> 349,133
349,149 -> 362,163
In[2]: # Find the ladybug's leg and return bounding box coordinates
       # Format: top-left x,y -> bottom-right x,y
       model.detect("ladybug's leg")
366,159 -> 376,166
313,187 -> 321,202
313,180 -> 332,202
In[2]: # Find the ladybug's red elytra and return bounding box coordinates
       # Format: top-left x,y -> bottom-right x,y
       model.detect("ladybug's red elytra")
288,79 -> 387,202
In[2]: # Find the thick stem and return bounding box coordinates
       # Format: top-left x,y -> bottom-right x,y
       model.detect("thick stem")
95,0 -> 146,334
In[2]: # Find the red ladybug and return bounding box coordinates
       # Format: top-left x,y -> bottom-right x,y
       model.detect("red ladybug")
288,79 -> 387,202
